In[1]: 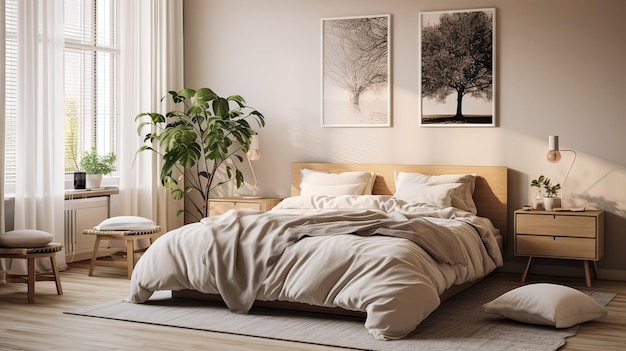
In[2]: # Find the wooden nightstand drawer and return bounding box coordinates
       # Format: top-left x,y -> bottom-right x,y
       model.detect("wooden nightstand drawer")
516,213 -> 596,238
210,201 -> 260,215
516,235 -> 597,260
208,198 -> 282,216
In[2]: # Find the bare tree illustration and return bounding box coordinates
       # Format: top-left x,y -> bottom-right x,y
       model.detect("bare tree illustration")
421,11 -> 493,123
324,17 -> 388,111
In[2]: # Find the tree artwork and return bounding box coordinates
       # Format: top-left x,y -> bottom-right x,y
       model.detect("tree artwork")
322,15 -> 390,127
420,9 -> 495,126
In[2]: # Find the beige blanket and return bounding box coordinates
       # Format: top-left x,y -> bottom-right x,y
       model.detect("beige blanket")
187,209 -> 471,312
286,214 -> 468,265
128,207 -> 500,340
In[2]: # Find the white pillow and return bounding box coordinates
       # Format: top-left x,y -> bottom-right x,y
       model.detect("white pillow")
300,169 -> 376,195
393,182 -> 461,208
0,229 -> 54,248
94,216 -> 157,231
394,172 -> 477,213
482,283 -> 608,328
274,195 -> 391,210
300,182 -> 364,196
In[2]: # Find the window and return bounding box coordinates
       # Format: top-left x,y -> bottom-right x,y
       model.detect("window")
64,0 -> 119,172
3,0 -> 119,195
4,0 -> 17,191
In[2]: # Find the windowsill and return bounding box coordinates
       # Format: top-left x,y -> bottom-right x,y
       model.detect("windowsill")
64,173 -> 120,190
64,174 -> 120,199
65,186 -> 119,200
4,175 -> 120,202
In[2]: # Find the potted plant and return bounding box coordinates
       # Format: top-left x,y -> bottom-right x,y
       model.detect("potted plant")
531,175 -> 561,210
136,88 -> 265,222
80,147 -> 117,189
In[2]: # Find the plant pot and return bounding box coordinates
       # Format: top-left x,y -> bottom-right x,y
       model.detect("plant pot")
544,197 -> 561,211
86,174 -> 103,189
74,171 -> 86,189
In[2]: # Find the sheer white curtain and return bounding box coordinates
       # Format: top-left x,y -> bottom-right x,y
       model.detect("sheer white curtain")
9,0 -> 66,274
115,0 -> 184,232
0,2 -> 6,280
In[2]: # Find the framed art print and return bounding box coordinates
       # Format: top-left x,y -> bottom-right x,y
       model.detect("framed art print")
419,8 -> 495,127
321,14 -> 391,127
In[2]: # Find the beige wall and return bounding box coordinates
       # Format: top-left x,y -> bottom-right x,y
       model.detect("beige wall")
183,0 -> 626,279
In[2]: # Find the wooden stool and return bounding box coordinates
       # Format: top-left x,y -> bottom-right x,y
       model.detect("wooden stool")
83,227 -> 160,278
0,243 -> 63,303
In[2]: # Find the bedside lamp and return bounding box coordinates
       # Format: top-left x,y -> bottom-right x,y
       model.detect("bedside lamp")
247,134 -> 260,161
245,134 -> 261,198
547,135 -> 577,199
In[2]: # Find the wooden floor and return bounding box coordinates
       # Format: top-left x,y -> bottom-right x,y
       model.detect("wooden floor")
1,261 -> 625,351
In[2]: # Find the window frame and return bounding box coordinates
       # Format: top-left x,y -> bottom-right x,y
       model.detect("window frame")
3,0 -> 121,195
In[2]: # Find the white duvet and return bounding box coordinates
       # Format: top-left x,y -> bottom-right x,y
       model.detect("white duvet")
128,195 -> 503,340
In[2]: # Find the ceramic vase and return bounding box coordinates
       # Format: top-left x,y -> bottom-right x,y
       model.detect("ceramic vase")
532,189 -> 544,210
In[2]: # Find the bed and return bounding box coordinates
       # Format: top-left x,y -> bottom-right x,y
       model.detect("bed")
127,163 -> 508,340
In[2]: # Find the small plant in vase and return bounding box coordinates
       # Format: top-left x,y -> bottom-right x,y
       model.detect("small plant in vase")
531,175 -> 561,210
530,175 -> 545,210
80,147 -> 117,189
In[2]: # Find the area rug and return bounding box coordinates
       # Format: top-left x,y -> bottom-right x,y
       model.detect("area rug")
64,281 -> 615,351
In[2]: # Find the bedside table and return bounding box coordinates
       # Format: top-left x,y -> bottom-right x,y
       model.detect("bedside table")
514,209 -> 604,287
208,197 -> 282,216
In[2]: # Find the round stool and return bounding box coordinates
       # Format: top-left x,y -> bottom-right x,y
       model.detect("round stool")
0,243 -> 64,303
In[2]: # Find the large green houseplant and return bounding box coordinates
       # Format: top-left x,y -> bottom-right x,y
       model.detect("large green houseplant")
136,88 -> 265,221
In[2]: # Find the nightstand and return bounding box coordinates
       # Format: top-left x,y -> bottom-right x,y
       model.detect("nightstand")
208,197 -> 282,216
514,209 -> 604,287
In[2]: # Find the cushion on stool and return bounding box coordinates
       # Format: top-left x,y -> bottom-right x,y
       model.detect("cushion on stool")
94,216 -> 157,231
0,230 -> 54,248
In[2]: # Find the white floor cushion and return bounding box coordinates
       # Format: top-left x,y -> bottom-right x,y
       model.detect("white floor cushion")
482,283 -> 608,328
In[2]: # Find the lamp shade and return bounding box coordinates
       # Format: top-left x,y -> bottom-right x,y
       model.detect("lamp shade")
247,135 -> 260,161
546,135 -> 561,163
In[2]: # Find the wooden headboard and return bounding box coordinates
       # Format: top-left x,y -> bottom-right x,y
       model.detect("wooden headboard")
291,163 -> 508,238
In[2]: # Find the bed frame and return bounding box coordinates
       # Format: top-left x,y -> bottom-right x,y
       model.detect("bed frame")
174,163 -> 508,317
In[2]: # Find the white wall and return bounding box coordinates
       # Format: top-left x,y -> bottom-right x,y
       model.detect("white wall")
183,0 -> 626,277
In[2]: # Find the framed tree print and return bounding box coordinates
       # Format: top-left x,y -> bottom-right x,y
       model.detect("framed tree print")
321,14 -> 391,127
419,8 -> 496,127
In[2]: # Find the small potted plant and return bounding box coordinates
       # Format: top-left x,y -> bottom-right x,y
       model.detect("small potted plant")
531,175 -> 561,210
80,147 -> 117,189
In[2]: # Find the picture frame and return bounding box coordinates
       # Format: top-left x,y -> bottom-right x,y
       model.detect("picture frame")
321,14 -> 391,127
419,8 -> 496,127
